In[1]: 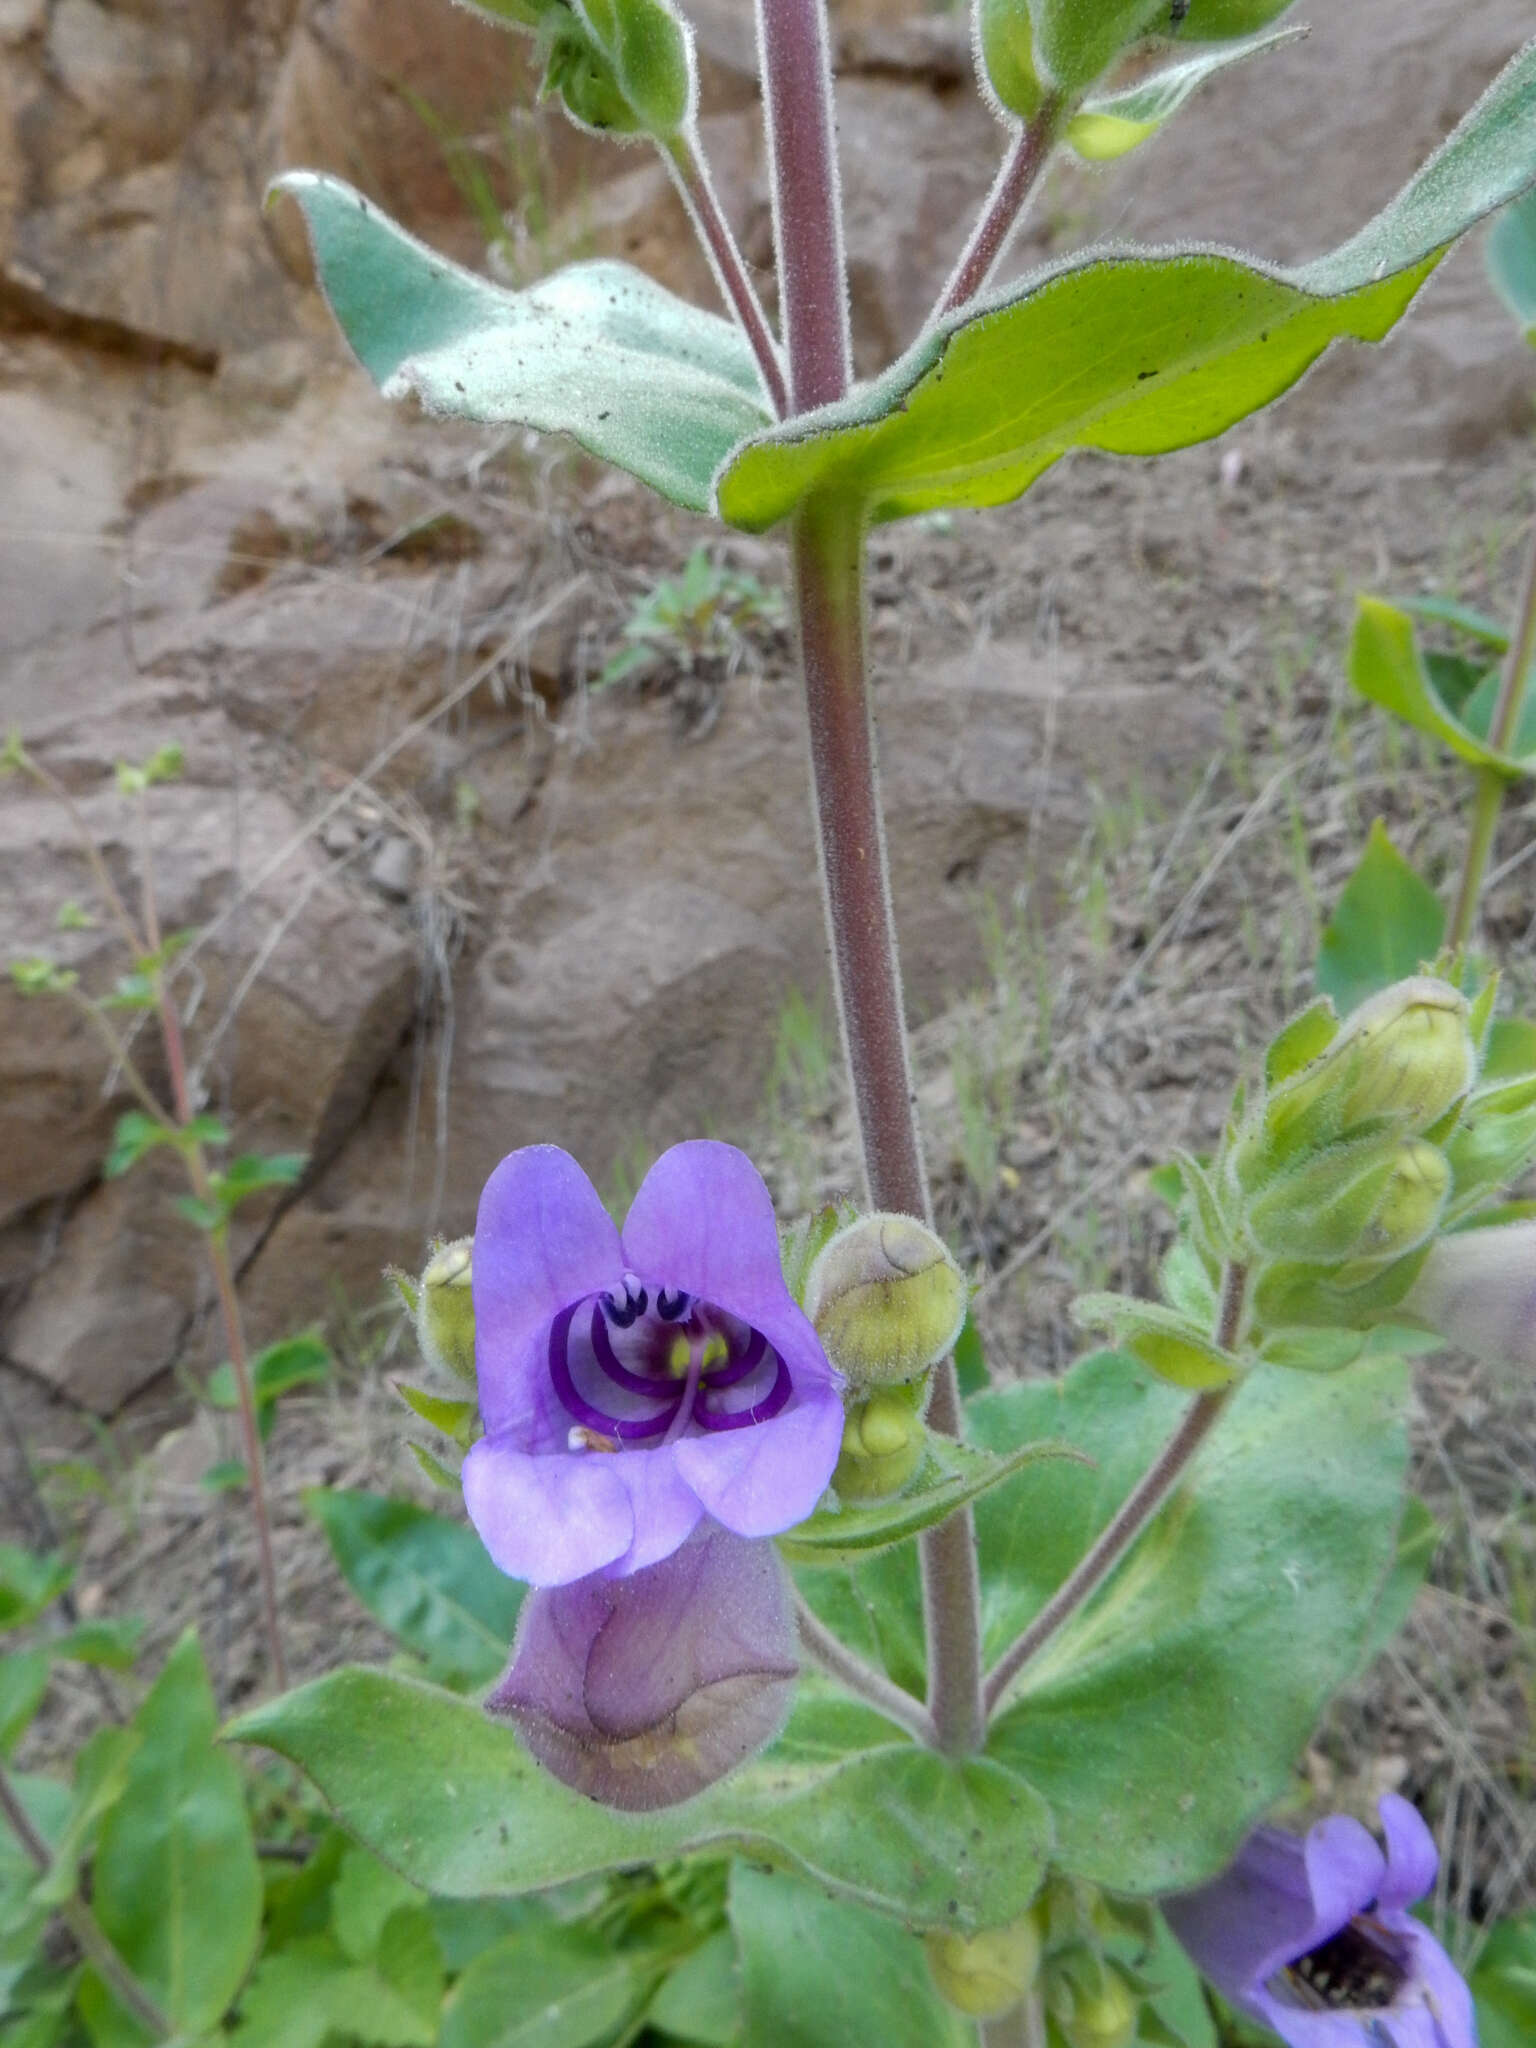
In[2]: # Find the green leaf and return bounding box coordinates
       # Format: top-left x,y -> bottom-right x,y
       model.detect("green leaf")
729,1867 -> 970,2048
1356,1493 -> 1439,1670
201,1459 -> 249,1493
0,1655 -> 49,1755
1488,184 -> 1536,343
102,1113 -> 173,1180
1472,1911 -> 1536,2048
1066,27 -> 1306,161
304,1489 -> 523,1690
32,1727 -> 141,1911
647,1932 -> 741,2046
1264,999 -> 1338,1089
1400,593 -> 1511,649
230,1670 -> 1052,1932
330,1847 -> 421,1963
231,1937 -> 437,2048
0,1551 -> 73,1630
269,173 -> 772,514
406,1442 -> 461,1489
1316,820 -> 1447,1013
91,1631 -> 261,2033
717,37 -> 1536,529
1349,596 -> 1536,772
1070,1296 -> 1241,1389
979,1351 -> 1409,1893
952,1313 -> 989,1397
778,1432 -> 1083,1564
51,1617 -> 145,1670
440,1924 -> 644,2048
392,1382 -> 478,1447
207,1335 -> 331,1435
215,1153 -> 307,1214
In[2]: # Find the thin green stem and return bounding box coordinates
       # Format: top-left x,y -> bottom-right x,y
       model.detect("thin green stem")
664,131 -> 788,417
982,1265 -> 1248,1719
0,1765 -> 171,2040
794,1594 -> 937,1746
935,97 -> 1065,322
1446,517 -> 1536,952
15,749 -> 143,958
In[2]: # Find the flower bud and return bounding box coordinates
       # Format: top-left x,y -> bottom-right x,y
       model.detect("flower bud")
834,1390 -> 927,1502
925,1916 -> 1042,2018
1247,1138 -> 1449,1267
1260,979 -> 1474,1162
489,1523 -> 797,1811
1060,1968 -> 1139,2048
804,1214 -> 967,1387
417,1237 -> 476,1382
1405,1222 -> 1536,1372
974,0 -> 1046,120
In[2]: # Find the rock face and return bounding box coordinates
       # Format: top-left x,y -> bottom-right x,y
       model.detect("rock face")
2,0 -> 1534,1411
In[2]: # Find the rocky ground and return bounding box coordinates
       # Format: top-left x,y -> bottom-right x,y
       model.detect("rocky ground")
3,0 -> 1535,1953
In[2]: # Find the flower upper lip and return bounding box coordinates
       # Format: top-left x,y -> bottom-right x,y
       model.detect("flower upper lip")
461,1140 -> 845,1588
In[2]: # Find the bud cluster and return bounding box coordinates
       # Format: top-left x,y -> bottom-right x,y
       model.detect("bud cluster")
925,1877 -> 1161,2043
801,1211 -> 969,1504
465,0 -> 694,140
974,0 -> 1298,117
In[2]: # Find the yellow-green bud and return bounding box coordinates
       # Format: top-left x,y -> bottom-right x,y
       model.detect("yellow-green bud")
975,0 -> 1045,120
1060,1969 -> 1139,2048
834,1390 -> 927,1501
1246,1137 -> 1449,1267
804,1214 -> 967,1387
417,1237 -> 476,1382
924,1916 -> 1042,2019
1249,979 -> 1475,1174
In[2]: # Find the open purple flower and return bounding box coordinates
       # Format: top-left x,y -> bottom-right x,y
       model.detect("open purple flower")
489,1520 -> 798,1810
1162,1795 -> 1475,2047
462,1140 -> 844,1587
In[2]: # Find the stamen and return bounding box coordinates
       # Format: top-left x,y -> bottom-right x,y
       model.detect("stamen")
661,1344 -> 705,1446
567,1425 -> 620,1453
702,1326 -> 768,1388
1276,1916 -> 1409,2014
591,1302 -> 675,1395
656,1287 -> 691,1322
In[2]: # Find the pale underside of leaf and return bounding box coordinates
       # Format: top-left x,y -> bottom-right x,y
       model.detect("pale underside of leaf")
270,171 -> 771,513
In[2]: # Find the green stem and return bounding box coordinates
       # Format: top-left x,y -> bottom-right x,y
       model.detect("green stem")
794,1594 -> 938,1745
1446,517 -> 1536,952
0,1765 -> 171,2040
982,1264 -> 1247,1719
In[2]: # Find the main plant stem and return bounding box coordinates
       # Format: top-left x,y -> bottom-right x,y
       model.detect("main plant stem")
0,1765 -> 171,2038
1446,517 -> 1536,952
757,0 -> 985,1755
982,1264 -> 1247,1719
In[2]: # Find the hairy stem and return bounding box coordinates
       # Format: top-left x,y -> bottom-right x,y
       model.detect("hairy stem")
0,1766 -> 171,2039
935,98 -> 1064,322
794,1595 -> 937,1745
1446,517 -> 1536,952
756,0 -> 851,411
15,749 -> 143,958
793,497 -> 984,1752
983,1265 -> 1247,1718
665,132 -> 788,417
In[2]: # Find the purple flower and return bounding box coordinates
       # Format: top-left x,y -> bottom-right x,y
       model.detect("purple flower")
1163,1795 -> 1476,2047
489,1520 -> 798,1810
461,1141 -> 845,1587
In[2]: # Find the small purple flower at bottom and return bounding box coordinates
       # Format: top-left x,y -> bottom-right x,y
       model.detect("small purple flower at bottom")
1162,1795 -> 1476,2047
489,1520 -> 797,1810
461,1141 -> 845,1588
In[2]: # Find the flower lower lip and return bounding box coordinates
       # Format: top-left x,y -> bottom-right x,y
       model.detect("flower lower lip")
552,1298 -> 792,1441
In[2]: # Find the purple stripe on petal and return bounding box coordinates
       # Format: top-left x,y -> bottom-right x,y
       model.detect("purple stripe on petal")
695,1356 -> 792,1431
590,1300 -> 675,1397
548,1303 -> 681,1441
702,1327 -> 768,1389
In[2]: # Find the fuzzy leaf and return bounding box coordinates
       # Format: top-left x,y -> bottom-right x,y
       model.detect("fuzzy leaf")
1488,184 -> 1536,343
1066,26 -> 1305,161
270,173 -> 771,513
